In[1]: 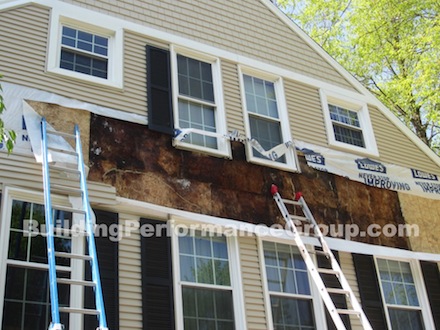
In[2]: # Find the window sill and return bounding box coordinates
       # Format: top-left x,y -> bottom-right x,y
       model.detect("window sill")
172,140 -> 232,159
328,139 -> 380,158
46,67 -> 124,90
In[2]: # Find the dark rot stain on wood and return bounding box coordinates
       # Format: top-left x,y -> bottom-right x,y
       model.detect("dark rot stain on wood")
89,114 -> 409,249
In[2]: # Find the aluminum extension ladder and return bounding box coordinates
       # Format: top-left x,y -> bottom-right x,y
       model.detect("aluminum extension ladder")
41,118 -> 108,330
271,184 -> 372,330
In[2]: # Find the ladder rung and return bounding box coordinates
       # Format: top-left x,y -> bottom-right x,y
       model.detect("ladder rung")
50,184 -> 82,196
52,204 -> 86,214
48,146 -> 78,156
59,307 -> 99,315
317,268 -> 340,276
55,252 -> 92,261
47,130 -> 76,139
337,309 -> 361,316
49,164 -> 80,174
52,227 -> 88,237
327,288 -> 350,295
281,198 -> 301,206
290,214 -> 309,222
57,278 -> 96,287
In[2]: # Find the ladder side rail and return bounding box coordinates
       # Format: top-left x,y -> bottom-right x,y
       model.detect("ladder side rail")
41,119 -> 63,329
273,192 -> 348,330
298,196 -> 373,330
75,125 -> 108,330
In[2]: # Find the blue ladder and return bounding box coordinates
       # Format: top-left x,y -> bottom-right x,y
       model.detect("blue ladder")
41,118 -> 108,330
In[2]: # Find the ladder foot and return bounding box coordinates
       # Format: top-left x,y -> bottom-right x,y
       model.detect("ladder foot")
48,323 -> 64,330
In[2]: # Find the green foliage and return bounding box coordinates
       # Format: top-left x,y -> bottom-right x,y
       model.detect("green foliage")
278,0 -> 440,154
0,75 -> 16,153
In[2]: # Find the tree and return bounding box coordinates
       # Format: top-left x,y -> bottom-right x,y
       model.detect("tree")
0,75 -> 16,153
277,0 -> 440,154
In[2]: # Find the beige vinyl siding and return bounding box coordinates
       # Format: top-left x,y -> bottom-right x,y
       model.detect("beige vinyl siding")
285,79 -> 328,146
339,251 -> 363,330
222,60 -> 245,134
370,106 -> 440,174
0,152 -> 116,205
119,216 -> 143,330
61,0 -> 355,90
0,5 -> 148,116
239,236 -> 269,330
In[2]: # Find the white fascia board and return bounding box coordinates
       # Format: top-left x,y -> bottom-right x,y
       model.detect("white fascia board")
111,196 -> 440,263
261,0 -> 440,168
2,0 -> 439,167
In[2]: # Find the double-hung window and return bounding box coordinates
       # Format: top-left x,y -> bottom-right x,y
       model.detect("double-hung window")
241,70 -> 298,171
47,14 -> 123,88
376,258 -> 432,330
0,192 -> 78,329
175,230 -> 240,329
171,48 -> 229,157
321,91 -> 378,156
262,241 -> 324,329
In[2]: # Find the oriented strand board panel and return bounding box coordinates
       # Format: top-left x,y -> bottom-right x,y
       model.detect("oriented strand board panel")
239,236 -> 269,330
61,0 -> 355,90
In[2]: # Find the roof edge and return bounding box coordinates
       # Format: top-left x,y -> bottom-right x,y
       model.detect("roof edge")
261,0 -> 440,168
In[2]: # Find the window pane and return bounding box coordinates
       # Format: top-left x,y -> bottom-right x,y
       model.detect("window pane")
178,55 -> 214,102
182,287 -> 235,329
243,75 -> 278,119
389,308 -> 424,330
271,296 -> 315,329
249,116 -> 285,163
263,242 -> 311,295
60,26 -> 108,78
178,100 -> 217,149
179,232 -> 230,286
333,124 -> 365,147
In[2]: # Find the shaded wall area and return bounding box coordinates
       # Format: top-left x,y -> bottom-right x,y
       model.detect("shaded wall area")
88,114 -> 408,249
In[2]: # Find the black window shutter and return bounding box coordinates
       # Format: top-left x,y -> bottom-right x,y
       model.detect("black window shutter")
352,253 -> 388,329
84,210 -> 119,330
141,218 -> 174,330
420,261 -> 440,328
146,45 -> 174,135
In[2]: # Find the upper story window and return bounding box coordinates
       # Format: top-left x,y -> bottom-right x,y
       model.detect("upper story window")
171,47 -> 230,157
240,69 -> 298,172
262,241 -> 325,329
174,229 -> 243,329
321,90 -> 379,157
329,104 -> 365,147
47,14 -> 123,89
60,26 -> 109,79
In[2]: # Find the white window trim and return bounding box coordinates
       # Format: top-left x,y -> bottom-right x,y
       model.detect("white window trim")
239,66 -> 299,172
0,186 -> 86,329
321,89 -> 379,157
374,256 -> 436,330
258,237 -> 328,330
170,46 -> 231,159
47,9 -> 124,89
171,220 -> 246,330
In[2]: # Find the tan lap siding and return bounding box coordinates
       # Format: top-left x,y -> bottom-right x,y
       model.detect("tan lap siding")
370,106 -> 440,174
285,79 -> 328,146
119,216 -> 143,329
222,60 -> 245,134
239,236 -> 269,330
62,0 -> 355,90
339,251 -> 363,330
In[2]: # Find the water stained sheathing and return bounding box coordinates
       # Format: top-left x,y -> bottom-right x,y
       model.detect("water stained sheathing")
88,114 -> 409,249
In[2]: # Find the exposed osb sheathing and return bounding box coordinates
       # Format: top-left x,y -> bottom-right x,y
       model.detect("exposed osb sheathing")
27,101 -> 91,164
399,192 -> 440,254
89,115 -> 409,249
